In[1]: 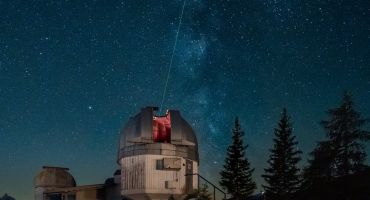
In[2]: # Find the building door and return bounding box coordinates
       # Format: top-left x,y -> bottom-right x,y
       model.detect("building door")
186,160 -> 193,193
47,194 -> 62,200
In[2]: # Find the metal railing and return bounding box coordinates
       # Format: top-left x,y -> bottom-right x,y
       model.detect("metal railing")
185,173 -> 227,200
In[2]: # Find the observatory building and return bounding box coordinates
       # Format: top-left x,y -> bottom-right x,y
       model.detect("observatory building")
34,107 -> 199,200
118,107 -> 199,199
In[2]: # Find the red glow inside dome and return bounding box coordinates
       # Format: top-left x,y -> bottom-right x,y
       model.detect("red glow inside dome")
152,114 -> 171,143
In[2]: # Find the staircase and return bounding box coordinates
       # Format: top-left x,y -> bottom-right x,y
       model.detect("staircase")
185,173 -> 227,200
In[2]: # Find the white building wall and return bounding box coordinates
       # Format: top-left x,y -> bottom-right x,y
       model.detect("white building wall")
192,162 -> 198,190
120,155 -> 198,199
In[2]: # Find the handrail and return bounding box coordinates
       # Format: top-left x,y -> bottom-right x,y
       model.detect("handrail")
185,173 -> 227,200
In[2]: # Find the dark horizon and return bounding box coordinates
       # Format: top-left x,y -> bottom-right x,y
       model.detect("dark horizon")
1,0 -> 370,200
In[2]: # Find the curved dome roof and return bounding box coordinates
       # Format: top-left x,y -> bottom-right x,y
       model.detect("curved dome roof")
118,107 -> 199,162
34,166 -> 76,188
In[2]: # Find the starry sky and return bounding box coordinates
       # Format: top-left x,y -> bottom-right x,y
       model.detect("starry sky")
1,0 -> 370,199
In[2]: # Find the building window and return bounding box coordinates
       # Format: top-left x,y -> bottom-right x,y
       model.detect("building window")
156,159 -> 164,170
156,158 -> 182,170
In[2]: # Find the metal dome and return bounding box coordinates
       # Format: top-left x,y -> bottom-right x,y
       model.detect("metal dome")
118,107 -> 199,162
34,166 -> 76,188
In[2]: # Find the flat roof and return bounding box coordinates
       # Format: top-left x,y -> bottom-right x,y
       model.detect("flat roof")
44,184 -> 105,193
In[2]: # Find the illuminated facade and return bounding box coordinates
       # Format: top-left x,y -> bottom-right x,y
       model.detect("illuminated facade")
118,107 -> 199,200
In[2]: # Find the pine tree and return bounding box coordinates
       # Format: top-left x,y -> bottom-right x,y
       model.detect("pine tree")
320,92 -> 370,176
262,109 -> 302,200
303,141 -> 334,185
302,92 -> 370,200
301,141 -> 335,200
220,118 -> 256,200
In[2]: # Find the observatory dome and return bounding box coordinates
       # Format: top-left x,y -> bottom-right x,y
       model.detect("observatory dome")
118,107 -> 199,162
34,166 -> 76,188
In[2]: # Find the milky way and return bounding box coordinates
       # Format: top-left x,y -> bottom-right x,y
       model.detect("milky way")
0,0 -> 370,199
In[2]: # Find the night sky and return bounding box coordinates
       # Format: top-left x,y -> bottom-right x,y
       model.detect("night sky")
1,0 -> 370,199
